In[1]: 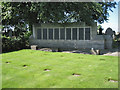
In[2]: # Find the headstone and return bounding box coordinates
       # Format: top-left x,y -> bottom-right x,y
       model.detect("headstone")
105,28 -> 114,36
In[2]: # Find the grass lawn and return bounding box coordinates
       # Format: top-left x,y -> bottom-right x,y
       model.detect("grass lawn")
2,49 -> 118,88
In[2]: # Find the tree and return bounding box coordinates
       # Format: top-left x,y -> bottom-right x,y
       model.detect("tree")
1,2 -> 117,32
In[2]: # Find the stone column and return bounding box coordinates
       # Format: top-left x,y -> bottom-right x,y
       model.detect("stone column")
91,22 -> 97,40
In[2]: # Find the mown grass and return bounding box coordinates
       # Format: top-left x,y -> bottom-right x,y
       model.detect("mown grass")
2,49 -> 118,88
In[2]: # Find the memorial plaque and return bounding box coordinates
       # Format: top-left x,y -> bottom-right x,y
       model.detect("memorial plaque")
60,28 -> 65,40
66,28 -> 71,40
54,28 -> 59,40
43,28 -> 47,40
85,28 -> 90,40
72,28 -> 77,40
37,29 -> 41,39
49,28 -> 53,40
79,28 -> 84,40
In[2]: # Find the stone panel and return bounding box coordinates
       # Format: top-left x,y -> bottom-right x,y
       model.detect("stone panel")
60,28 -> 65,40
43,28 -> 47,40
48,28 -> 53,40
79,28 -> 84,40
72,28 -> 77,40
66,28 -> 71,40
85,28 -> 90,40
37,29 -> 41,39
54,28 -> 59,40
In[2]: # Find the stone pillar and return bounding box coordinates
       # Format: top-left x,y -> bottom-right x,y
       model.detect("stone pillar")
91,22 -> 97,40
33,24 -> 36,39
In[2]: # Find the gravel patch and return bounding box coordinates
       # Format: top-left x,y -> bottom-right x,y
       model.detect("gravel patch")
38,48 -> 119,56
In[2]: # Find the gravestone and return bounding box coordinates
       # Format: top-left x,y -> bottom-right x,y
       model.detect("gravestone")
104,28 -> 114,49
105,28 -> 114,36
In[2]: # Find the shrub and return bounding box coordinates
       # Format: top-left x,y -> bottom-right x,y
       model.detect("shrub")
2,31 -> 31,53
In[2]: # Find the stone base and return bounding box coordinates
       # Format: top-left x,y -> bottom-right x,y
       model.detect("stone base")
31,45 -> 38,50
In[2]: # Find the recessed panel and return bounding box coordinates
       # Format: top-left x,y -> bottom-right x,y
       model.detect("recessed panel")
85,28 -> 90,40
37,29 -> 41,39
79,28 -> 84,40
43,28 -> 47,40
54,28 -> 59,40
60,28 -> 65,40
72,28 -> 77,40
48,28 -> 53,40
66,28 -> 71,40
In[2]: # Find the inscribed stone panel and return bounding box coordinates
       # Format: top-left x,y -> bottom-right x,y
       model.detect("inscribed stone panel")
60,28 -> 65,40
49,28 -> 53,40
85,28 -> 90,40
79,28 -> 84,40
43,28 -> 47,40
37,29 -> 41,39
66,28 -> 71,40
72,28 -> 77,40
54,28 -> 59,40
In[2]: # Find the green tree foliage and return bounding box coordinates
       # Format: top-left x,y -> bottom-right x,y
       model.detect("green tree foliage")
2,31 -> 31,52
1,2 -> 116,31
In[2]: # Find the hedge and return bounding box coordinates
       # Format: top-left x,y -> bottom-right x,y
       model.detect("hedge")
2,31 -> 31,53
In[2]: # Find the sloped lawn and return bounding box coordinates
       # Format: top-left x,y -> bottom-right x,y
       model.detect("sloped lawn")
2,49 -> 118,88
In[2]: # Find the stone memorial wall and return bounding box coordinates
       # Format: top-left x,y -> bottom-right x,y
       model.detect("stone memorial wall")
29,22 -> 113,50
36,27 -> 90,40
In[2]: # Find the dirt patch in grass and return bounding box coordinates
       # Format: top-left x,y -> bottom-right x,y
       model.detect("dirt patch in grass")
43,54 -> 48,55
44,69 -> 51,71
108,78 -> 118,82
6,61 -> 10,64
78,57 -> 83,59
23,65 -> 27,67
60,55 -> 64,57
100,59 -> 105,61
72,73 -> 81,76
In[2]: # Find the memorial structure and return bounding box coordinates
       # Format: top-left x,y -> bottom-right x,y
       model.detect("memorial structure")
29,22 -> 113,50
